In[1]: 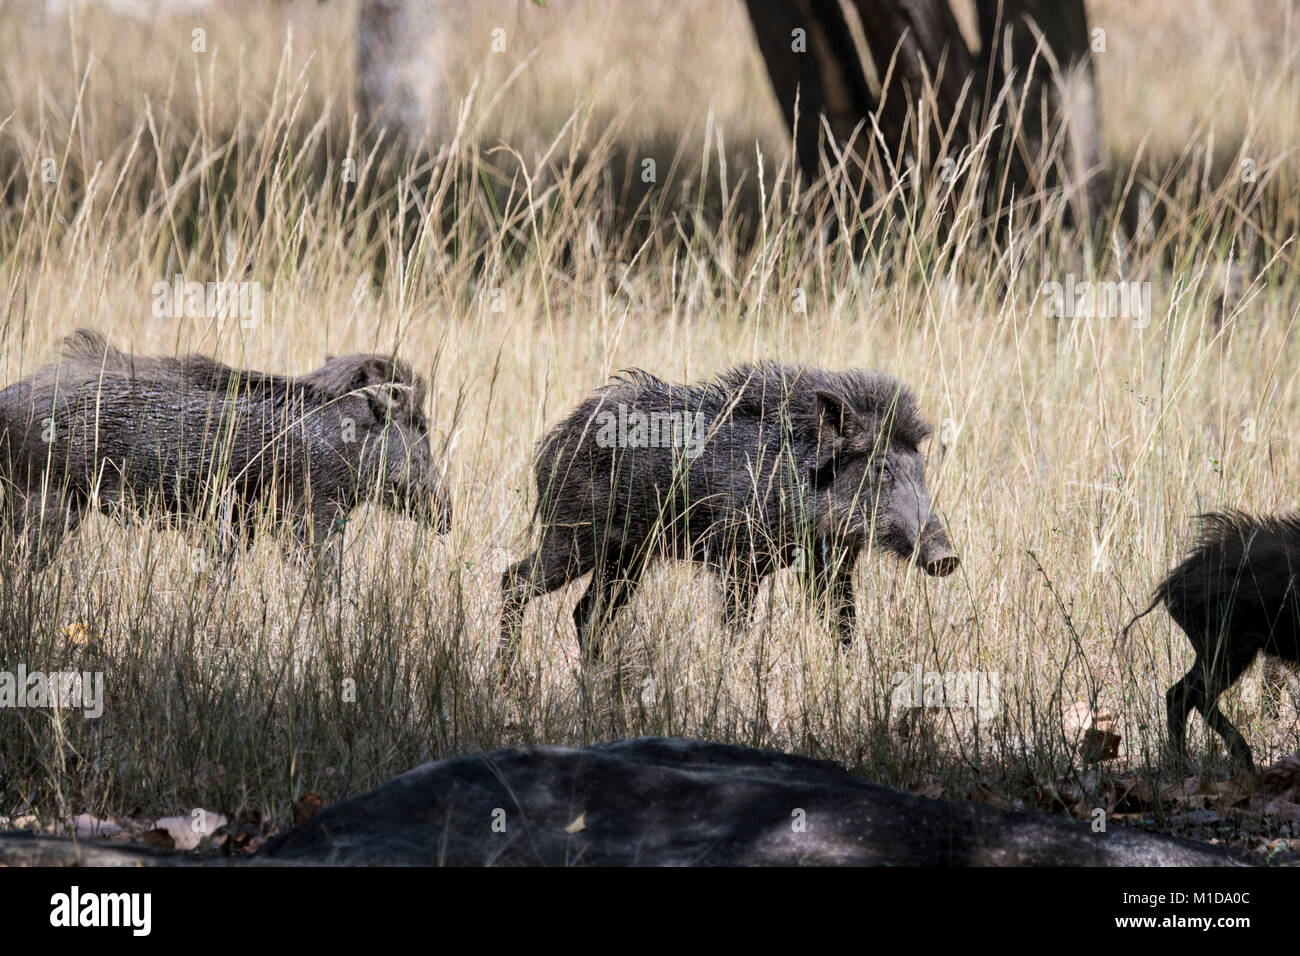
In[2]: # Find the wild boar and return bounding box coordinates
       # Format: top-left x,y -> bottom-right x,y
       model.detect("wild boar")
0,330 -> 451,572
1123,511 -> 1300,771
499,362 -> 959,674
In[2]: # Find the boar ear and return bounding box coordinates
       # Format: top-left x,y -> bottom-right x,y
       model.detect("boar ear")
814,391 -> 858,435
360,380 -> 416,422
801,391 -> 862,472
350,357 -> 416,421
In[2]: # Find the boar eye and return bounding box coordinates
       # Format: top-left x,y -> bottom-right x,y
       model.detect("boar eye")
874,458 -> 893,480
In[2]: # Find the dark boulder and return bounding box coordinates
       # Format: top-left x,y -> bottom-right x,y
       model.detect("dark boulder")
261,737 -> 1249,866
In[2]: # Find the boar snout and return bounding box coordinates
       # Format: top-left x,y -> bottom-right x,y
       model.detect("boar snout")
919,514 -> 959,577
922,546 -> 960,576
924,555 -> 960,576
369,421 -> 452,534
395,473 -> 452,534
427,485 -> 453,534
886,468 -> 958,576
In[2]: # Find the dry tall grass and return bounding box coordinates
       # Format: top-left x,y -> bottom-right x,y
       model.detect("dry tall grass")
1,0 -> 1298,843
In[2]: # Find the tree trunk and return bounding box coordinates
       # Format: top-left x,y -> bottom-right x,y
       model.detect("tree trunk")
742,0 -> 878,183
976,0 -> 1102,220
356,0 -> 435,144
848,0 -> 979,176
744,0 -> 1102,219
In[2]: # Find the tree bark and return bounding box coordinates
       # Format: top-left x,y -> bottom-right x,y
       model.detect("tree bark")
742,0 -> 878,183
744,0 -> 1102,219
356,0 -> 435,144
848,0 -> 978,175
976,0 -> 1102,219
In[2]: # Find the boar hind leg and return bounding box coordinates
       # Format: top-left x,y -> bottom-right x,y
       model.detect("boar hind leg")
9,492 -> 83,571
1197,642 -> 1260,770
1168,643 -> 1258,770
572,551 -> 647,661
288,506 -> 345,591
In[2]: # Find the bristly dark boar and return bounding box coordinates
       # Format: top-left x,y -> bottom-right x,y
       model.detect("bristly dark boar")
0,330 -> 452,571
1122,511 -> 1300,771
499,362 -> 959,675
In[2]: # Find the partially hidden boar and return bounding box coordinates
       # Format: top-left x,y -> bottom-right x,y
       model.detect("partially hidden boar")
0,330 -> 451,571
1123,511 -> 1300,771
499,362 -> 959,674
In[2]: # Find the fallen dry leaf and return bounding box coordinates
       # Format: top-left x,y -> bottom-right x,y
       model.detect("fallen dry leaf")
1261,798 -> 1300,824
1198,776 -> 1255,810
1082,727 -> 1122,762
152,810 -> 229,851
1159,778 -> 1201,808
1063,701 -> 1093,736
142,828 -> 175,849
1032,782 -> 1071,812
969,783 -> 1013,808
1259,755 -> 1300,801
1063,702 -> 1122,760
1111,778 -> 1157,813
564,812 -> 587,834
213,819 -> 265,855
292,792 -> 324,825
64,813 -> 121,838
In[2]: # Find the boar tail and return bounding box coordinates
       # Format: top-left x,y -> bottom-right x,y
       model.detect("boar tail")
1115,593 -> 1163,653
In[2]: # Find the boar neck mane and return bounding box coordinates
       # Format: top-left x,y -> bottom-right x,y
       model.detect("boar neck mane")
713,362 -> 932,451
597,363 -> 932,455
44,329 -> 362,410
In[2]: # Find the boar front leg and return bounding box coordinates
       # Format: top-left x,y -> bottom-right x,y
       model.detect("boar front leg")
287,503 -> 346,589
718,561 -> 759,631
801,538 -> 857,648
499,537 -> 592,680
572,550 -> 648,661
